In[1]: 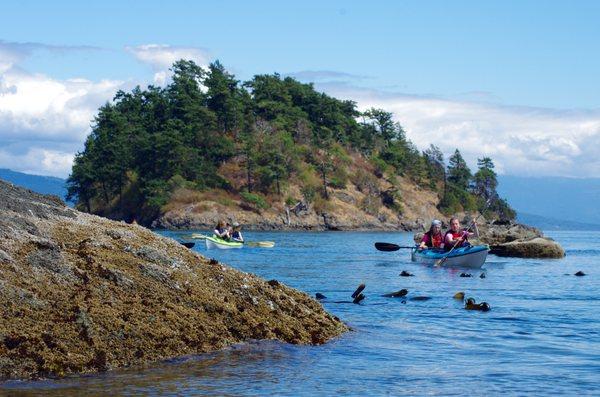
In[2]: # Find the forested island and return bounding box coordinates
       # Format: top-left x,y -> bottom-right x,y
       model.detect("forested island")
67,60 -> 514,229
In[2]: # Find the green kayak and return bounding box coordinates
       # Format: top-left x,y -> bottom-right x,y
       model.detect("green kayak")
205,235 -> 243,250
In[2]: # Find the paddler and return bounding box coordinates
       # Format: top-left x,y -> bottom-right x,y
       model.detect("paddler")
418,219 -> 444,250
444,217 -> 478,250
213,220 -> 231,240
231,222 -> 244,243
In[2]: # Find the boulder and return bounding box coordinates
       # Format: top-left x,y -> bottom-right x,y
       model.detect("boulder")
0,179 -> 347,380
489,237 -> 565,258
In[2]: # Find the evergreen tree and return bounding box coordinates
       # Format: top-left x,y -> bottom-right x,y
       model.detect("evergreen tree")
447,149 -> 472,190
472,157 -> 497,200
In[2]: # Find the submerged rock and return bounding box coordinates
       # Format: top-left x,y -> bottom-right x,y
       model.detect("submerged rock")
0,179 -> 347,380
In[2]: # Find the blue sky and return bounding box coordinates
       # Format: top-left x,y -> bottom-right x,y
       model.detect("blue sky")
1,1 -> 599,177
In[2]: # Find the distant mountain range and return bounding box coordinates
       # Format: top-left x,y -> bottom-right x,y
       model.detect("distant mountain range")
498,175 -> 600,230
0,169 -> 68,202
516,212 -> 600,231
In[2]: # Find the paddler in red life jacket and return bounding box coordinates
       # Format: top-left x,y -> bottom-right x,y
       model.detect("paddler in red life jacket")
418,219 -> 444,250
444,217 -> 478,250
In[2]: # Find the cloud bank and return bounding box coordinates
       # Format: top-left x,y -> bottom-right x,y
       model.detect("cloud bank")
1,41 -> 598,180
0,42 -> 210,177
126,44 -> 211,85
320,83 -> 600,177
0,41 -> 123,177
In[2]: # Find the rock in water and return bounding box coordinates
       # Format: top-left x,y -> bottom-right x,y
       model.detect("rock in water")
574,271 -> 586,277
0,179 -> 347,380
489,237 -> 565,258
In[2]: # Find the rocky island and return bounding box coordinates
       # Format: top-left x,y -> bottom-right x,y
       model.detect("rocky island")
0,179 -> 347,380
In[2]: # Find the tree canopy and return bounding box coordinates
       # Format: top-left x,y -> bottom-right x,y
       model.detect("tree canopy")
67,59 -> 514,224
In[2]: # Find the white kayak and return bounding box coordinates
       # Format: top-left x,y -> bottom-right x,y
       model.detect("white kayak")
205,235 -> 243,250
411,245 -> 489,269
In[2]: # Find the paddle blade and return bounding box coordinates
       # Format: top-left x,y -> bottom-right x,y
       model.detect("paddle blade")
434,258 -> 446,267
246,241 -> 275,248
375,242 -> 400,252
180,242 -> 195,249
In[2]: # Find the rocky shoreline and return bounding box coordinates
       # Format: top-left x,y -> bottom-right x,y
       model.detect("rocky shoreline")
155,202 -> 565,258
0,180 -> 347,380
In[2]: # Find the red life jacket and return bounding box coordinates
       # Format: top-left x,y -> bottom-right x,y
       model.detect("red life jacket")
444,229 -> 467,250
423,231 -> 443,248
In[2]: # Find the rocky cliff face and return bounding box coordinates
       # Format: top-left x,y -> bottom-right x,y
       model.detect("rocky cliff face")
0,179 -> 347,380
154,176 -> 444,231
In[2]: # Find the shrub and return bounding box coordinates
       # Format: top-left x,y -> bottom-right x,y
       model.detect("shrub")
313,195 -> 333,214
240,191 -> 269,211
329,167 -> 348,189
300,184 -> 317,204
370,156 -> 390,178
360,195 -> 381,216
285,196 -> 298,206
351,169 -> 379,195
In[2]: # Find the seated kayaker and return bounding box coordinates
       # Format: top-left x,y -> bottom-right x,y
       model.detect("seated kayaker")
213,220 -> 231,240
418,219 -> 444,250
231,222 -> 244,243
444,217 -> 478,250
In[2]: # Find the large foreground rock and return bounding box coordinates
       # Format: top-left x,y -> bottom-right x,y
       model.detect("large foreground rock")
0,179 -> 347,380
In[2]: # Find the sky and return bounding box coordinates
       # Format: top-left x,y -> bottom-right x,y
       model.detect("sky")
0,0 -> 599,178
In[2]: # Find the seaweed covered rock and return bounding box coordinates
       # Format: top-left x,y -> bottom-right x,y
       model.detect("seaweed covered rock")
488,237 -> 565,258
0,179 -> 347,380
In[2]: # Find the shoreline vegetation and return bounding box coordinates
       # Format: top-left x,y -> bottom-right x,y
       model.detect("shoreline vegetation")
66,59 -> 514,232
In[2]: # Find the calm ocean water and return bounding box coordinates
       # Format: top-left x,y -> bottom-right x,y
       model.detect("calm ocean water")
3,230 -> 599,396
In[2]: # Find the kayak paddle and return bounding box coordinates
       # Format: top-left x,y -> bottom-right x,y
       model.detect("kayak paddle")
180,241 -> 195,249
375,242 -> 416,252
246,241 -> 275,248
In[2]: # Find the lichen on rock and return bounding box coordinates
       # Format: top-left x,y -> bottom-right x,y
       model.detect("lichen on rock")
0,179 -> 347,380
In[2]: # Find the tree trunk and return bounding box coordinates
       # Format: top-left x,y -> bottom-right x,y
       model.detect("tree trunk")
320,161 -> 328,199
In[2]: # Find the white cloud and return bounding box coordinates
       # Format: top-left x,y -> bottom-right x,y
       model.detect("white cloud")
285,70 -> 369,82
0,41 -> 124,177
0,146 -> 74,177
126,44 -> 211,85
318,83 -> 600,178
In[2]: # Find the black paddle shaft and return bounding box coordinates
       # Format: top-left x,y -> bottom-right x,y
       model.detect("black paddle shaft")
374,242 -> 415,252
